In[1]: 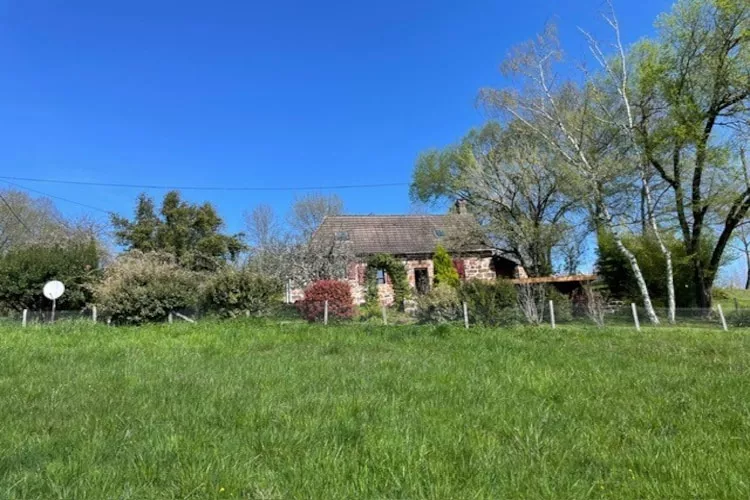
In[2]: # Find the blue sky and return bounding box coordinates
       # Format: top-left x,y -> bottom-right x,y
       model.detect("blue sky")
0,0 -> 672,236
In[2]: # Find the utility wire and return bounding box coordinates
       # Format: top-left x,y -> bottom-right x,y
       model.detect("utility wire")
0,191 -> 33,233
1,180 -> 114,215
0,175 -> 409,192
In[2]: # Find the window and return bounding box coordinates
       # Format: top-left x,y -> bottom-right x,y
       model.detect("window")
334,231 -> 350,241
434,229 -> 445,238
376,269 -> 387,284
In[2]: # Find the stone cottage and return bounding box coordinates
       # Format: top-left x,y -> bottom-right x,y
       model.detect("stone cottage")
306,204 -> 526,305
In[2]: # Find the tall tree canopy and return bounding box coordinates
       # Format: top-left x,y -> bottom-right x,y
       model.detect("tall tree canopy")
112,191 -> 245,272
411,121 -> 583,277
630,0 -> 750,308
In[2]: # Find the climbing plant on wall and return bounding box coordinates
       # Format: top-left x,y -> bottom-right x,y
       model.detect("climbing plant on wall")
365,253 -> 410,308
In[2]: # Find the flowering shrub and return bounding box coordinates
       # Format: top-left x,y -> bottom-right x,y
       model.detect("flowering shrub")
297,280 -> 354,322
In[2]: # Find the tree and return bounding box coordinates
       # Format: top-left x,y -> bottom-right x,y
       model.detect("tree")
287,193 -> 343,238
411,122 -> 581,276
481,24 -> 662,324
244,204 -> 281,275
433,245 -> 460,287
632,0 -> 750,308
112,191 -> 246,272
579,3 -> 677,322
0,189 -> 104,254
244,195 -> 352,288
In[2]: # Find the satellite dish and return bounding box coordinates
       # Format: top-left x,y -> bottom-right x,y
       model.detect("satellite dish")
43,280 -> 65,300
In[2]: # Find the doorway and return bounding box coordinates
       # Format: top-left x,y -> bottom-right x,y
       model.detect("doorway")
414,268 -> 430,295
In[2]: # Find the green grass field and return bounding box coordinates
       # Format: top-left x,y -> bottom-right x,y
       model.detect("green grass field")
2,321 -> 750,498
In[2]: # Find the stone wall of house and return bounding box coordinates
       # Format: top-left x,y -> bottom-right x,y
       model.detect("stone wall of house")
463,256 -> 496,281
289,255 -> 523,306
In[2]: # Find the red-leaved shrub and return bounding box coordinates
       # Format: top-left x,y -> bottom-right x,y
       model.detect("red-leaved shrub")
297,280 -> 354,322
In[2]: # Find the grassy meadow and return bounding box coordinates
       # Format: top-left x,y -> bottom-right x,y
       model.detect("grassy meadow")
1,321 -> 750,498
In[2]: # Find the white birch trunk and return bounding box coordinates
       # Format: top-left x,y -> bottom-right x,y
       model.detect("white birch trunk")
600,204 -> 659,324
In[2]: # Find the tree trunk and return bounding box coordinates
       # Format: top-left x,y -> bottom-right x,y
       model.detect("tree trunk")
641,169 -> 675,324
694,262 -> 712,310
745,251 -> 750,290
600,204 -> 659,324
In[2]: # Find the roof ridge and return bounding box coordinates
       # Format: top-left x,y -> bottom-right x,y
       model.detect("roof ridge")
325,214 -> 450,218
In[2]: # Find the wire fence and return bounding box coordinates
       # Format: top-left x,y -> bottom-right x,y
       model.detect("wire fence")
2,301 -> 748,330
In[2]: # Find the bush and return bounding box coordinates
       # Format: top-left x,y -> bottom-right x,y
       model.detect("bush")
726,309 -> 750,327
415,284 -> 462,324
202,268 -> 281,318
0,239 -> 101,312
547,287 -> 573,323
297,280 -> 354,322
433,245 -> 460,288
458,279 -> 519,326
93,251 -> 198,325
597,230 -> 718,307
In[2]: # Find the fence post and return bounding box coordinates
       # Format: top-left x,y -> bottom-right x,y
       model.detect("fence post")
324,300 -> 329,326
168,312 -> 173,324
631,303 -> 641,332
549,300 -> 556,329
734,297 -> 739,312
718,304 -> 728,332
463,302 -> 469,329
22,309 -> 27,328
381,304 -> 388,326
92,306 -> 97,323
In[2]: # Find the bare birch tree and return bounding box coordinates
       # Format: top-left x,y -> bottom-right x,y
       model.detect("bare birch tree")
481,25 -> 661,323
579,2 -> 676,323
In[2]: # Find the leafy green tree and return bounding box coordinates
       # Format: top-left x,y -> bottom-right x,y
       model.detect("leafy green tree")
433,245 -> 460,288
631,0 -> 750,308
112,191 -> 246,271
411,122 -> 580,277
0,239 -> 100,311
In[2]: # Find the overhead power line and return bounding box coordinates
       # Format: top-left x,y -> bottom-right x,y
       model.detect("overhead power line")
2,180 -> 114,215
0,175 -> 409,192
0,192 -> 33,233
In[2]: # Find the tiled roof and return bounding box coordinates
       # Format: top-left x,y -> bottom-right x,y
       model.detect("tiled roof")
312,214 -> 491,256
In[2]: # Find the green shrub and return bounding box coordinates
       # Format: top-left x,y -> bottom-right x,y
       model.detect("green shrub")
726,309 -> 750,327
433,245 -> 460,288
458,279 -> 519,326
202,268 -> 281,318
365,254 -> 410,307
93,251 -> 198,325
415,284 -> 462,324
0,239 -> 101,311
547,287 -> 573,323
597,230 -> 718,307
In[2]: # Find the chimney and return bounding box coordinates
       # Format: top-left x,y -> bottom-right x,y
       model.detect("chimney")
455,199 -> 468,215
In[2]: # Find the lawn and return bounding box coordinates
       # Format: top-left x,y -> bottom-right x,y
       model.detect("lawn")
1,322 -> 750,499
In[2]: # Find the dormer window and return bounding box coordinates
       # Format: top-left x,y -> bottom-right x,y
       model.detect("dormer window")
434,229 -> 445,238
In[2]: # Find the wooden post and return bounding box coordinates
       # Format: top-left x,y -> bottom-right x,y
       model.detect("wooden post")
734,297 -> 739,312
463,302 -> 469,329
631,303 -> 640,332
51,299 -> 56,323
168,312 -> 173,324
381,304 -> 388,326
324,300 -> 329,326
549,300 -> 556,329
92,306 -> 97,323
22,309 -> 27,328
718,304 -> 728,332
